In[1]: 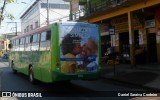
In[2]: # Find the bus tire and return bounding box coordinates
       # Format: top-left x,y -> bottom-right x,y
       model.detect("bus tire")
29,67 -> 36,84
11,61 -> 17,74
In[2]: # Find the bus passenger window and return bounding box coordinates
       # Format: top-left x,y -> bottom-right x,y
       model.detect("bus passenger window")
20,38 -> 24,45
37,34 -> 40,42
30,35 -> 33,43
41,32 -> 46,41
16,39 -> 19,46
46,31 -> 51,40
33,34 -> 37,43
25,37 -> 29,44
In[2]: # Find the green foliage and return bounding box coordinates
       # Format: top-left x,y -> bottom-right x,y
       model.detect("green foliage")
0,0 -> 15,3
0,0 -> 15,21
7,0 -> 15,3
7,14 -> 14,20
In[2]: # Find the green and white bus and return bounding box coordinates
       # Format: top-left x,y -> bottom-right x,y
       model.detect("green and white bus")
9,22 -> 101,83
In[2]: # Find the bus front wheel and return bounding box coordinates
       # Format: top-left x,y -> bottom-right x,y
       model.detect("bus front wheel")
29,67 -> 35,84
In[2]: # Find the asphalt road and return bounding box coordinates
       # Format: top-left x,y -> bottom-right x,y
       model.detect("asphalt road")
0,59 -> 153,100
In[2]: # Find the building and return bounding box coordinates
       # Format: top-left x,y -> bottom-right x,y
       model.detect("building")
0,32 -> 21,56
64,0 -> 160,65
20,0 -> 70,34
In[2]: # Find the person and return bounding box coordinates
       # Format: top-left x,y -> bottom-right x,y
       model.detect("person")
76,44 -> 86,72
80,37 -> 98,72
61,34 -> 82,74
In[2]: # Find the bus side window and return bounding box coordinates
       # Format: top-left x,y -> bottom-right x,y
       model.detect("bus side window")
46,31 -> 51,40
16,39 -> 19,51
20,38 -> 23,51
32,34 -> 39,51
20,38 -> 25,45
37,33 -> 40,42
12,40 -> 15,51
25,37 -> 28,44
16,39 -> 18,46
8,40 -> 13,49
41,32 -> 46,41
40,31 -> 51,51
25,36 -> 31,51
33,34 -> 37,43
30,35 -> 33,43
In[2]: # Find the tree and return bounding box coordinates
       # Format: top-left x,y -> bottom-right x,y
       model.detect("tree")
0,0 -> 15,26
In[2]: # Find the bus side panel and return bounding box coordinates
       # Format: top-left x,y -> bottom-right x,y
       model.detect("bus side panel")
32,51 -> 42,81
10,50 -> 32,75
36,50 -> 51,82
19,51 -> 27,75
51,23 -> 61,82
22,51 -> 32,75
14,52 -> 21,72
53,22 -> 101,81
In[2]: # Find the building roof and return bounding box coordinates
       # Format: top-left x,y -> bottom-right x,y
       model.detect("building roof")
20,0 -> 39,19
20,0 -> 69,19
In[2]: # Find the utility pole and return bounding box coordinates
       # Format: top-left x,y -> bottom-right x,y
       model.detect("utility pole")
47,0 -> 49,25
0,0 -> 7,26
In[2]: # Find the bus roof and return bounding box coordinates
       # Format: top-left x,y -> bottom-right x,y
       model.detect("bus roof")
11,25 -> 49,40
10,22 -> 97,40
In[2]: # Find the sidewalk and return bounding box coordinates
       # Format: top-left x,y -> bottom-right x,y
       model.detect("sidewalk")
101,64 -> 160,91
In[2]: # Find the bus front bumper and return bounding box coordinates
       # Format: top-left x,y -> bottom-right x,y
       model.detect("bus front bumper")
52,71 -> 101,82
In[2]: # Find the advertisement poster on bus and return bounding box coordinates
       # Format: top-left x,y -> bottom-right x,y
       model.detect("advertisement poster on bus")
60,23 -> 99,74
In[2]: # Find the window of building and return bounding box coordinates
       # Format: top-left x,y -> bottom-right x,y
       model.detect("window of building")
41,3 -> 69,9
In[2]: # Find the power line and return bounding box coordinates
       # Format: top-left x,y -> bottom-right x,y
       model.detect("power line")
21,9 -> 47,24
11,0 -> 70,33
39,0 -> 68,17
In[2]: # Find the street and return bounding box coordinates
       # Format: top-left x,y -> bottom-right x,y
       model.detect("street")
0,59 -> 157,100
0,0 -> 160,100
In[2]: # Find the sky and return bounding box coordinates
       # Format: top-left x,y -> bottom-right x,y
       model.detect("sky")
0,0 -> 35,34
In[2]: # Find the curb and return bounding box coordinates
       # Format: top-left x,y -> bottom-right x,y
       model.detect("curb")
101,76 -> 160,91
137,67 -> 160,72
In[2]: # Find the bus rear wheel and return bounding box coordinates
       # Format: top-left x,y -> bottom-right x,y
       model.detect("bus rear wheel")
29,67 -> 36,84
